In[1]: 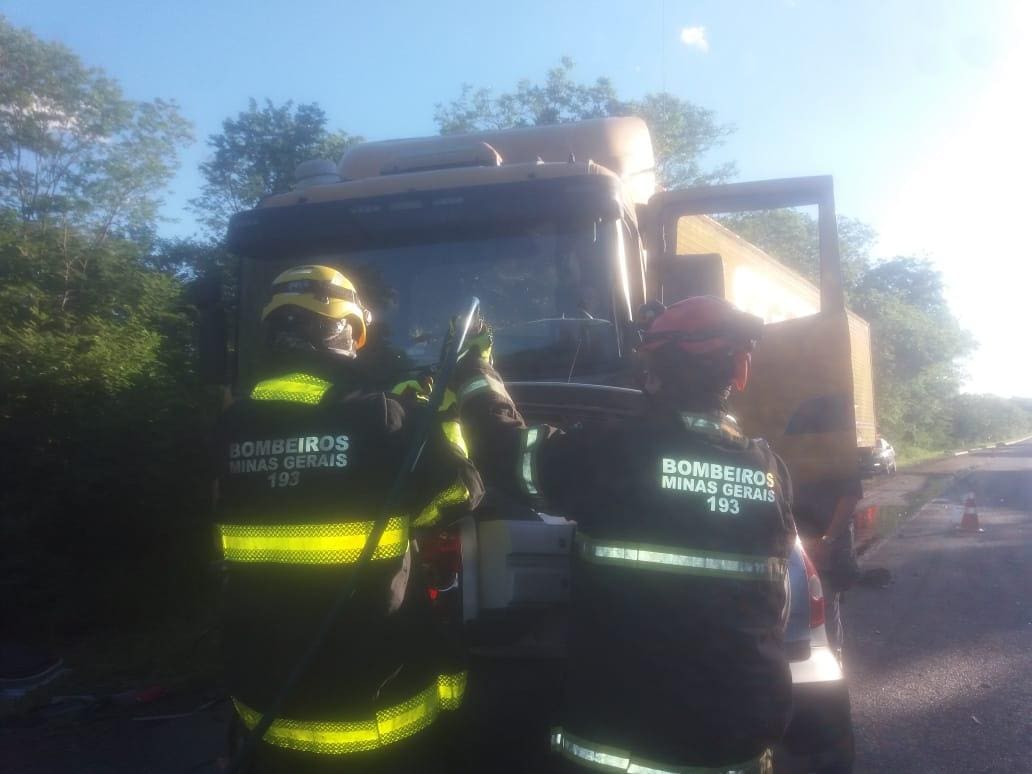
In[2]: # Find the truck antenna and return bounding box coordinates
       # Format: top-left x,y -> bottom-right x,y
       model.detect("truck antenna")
661,0 -> 668,93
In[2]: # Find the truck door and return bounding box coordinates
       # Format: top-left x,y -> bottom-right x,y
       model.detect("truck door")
643,177 -> 874,493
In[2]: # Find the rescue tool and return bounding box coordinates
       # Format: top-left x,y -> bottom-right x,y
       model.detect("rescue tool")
229,298 -> 482,774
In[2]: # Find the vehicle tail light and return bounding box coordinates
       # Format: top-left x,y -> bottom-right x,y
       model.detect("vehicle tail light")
854,505 -> 878,530
799,545 -> 825,629
418,529 -> 462,603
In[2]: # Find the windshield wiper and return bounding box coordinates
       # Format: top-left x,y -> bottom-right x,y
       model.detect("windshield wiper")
496,314 -> 613,332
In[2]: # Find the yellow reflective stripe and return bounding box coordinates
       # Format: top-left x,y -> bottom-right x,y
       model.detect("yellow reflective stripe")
217,518 -> 409,564
440,420 -> 468,458
251,372 -> 331,404
439,388 -> 457,412
551,727 -> 772,773
437,671 -> 467,710
374,684 -> 439,747
576,534 -> 786,582
519,426 -> 544,497
232,674 -> 463,757
457,337 -> 493,364
413,481 -> 470,528
235,697 -> 380,754
391,380 -> 422,395
390,379 -> 429,402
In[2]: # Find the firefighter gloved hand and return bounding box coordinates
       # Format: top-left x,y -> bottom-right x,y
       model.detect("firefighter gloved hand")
450,314 -> 493,363
448,314 -> 505,409
390,372 -> 434,404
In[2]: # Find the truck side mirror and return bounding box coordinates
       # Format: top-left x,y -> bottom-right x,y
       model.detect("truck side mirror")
188,276 -> 228,386
636,301 -> 666,330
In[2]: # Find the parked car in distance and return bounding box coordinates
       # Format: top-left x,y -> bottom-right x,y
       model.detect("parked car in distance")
860,436 -> 896,476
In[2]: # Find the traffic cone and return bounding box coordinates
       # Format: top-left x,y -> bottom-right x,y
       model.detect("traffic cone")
959,492 -> 984,533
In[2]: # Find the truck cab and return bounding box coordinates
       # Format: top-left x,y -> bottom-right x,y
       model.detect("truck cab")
220,117 -> 865,772
228,120 -> 651,397
226,117 -> 875,594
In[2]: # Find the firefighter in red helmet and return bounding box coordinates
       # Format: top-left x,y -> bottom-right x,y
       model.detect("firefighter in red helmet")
453,296 -> 797,773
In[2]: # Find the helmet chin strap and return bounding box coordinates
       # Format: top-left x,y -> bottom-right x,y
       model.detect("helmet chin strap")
731,351 -> 751,393
324,319 -> 356,358
273,331 -> 317,353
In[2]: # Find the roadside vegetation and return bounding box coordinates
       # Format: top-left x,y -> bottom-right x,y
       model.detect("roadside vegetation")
2,16 -> 1030,663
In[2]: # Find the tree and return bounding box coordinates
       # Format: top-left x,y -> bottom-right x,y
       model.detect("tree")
716,205 -> 975,452
434,58 -> 735,188
0,21 -> 210,632
0,17 -> 192,238
849,258 -> 974,448
952,394 -> 1032,445
0,17 -> 195,402
190,99 -> 362,239
716,209 -> 875,293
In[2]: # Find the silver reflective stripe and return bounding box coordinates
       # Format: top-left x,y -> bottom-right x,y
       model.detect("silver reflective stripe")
552,729 -> 631,771
628,762 -> 682,774
569,740 -> 630,770
551,728 -> 675,772
578,535 -> 785,582
520,426 -> 543,496
456,373 -> 506,403
551,726 -> 769,773
457,377 -> 488,401
552,729 -> 627,771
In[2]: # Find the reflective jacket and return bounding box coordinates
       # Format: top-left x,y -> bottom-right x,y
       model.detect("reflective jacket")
214,371 -> 483,761
455,361 -> 796,771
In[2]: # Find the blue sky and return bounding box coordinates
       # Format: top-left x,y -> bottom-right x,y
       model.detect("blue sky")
5,1 -> 1030,397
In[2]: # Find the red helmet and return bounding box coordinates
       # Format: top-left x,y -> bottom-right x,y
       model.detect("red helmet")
639,296 -> 763,355
638,296 -> 763,391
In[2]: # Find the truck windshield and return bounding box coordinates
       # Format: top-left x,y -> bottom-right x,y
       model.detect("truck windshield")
236,218 -> 622,390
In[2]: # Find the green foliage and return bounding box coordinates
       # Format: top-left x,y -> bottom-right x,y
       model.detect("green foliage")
629,92 -> 736,188
435,57 -> 620,132
715,207 -> 1000,455
715,209 -> 874,292
190,99 -> 362,239
434,57 -> 735,188
0,17 -> 192,237
952,394 -> 1032,446
0,21 -> 212,636
849,258 -> 975,450
0,216 -> 217,632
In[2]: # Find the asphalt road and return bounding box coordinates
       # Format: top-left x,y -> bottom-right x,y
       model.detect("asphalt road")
846,441 -> 1032,773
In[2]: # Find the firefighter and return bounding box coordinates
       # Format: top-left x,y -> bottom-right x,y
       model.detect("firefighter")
214,265 -> 483,773
793,481 -> 862,660
453,296 -> 796,774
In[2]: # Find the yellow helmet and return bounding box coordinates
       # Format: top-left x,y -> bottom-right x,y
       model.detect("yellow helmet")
262,265 -> 368,350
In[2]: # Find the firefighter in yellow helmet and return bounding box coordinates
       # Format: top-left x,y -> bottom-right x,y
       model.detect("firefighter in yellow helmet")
214,265 -> 483,773
261,264 -> 370,360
